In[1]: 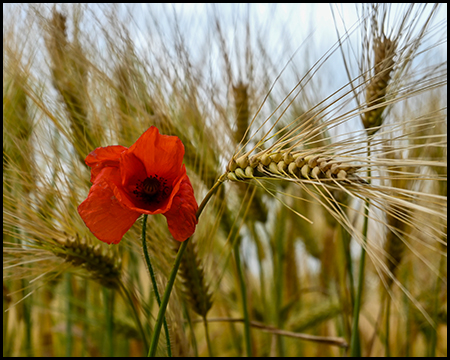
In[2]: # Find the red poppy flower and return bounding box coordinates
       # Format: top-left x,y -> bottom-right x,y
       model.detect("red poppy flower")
78,126 -> 198,244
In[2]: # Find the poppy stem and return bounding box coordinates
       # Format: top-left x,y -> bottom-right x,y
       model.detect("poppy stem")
141,214 -> 172,357
148,173 -> 227,356
148,239 -> 188,357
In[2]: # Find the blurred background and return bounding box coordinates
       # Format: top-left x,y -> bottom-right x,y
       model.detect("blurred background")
3,3 -> 447,357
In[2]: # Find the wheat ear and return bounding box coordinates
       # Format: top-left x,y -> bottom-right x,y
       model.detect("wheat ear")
227,151 -> 365,184
176,239 -> 213,318
362,35 -> 396,135
233,81 -> 250,145
44,9 -> 96,162
52,236 -> 121,289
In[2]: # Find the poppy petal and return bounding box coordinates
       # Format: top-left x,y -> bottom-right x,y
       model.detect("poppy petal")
78,168 -> 141,244
163,174 -> 198,241
85,145 -> 128,183
128,126 -> 185,185
119,150 -> 148,192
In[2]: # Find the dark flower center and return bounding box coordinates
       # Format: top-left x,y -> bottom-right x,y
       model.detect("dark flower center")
133,175 -> 170,204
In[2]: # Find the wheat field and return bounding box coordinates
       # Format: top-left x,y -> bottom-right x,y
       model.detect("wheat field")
3,3 -> 447,357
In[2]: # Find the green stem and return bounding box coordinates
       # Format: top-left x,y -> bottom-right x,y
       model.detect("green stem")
338,223 -> 354,344
384,295 -> 391,357
350,142 -> 371,356
82,279 -> 88,356
148,239 -> 189,356
183,303 -> 199,356
340,224 -> 355,308
234,244 -> 252,356
274,205 -> 286,356
203,316 -> 214,357
148,173 -> 227,356
118,281 -> 149,350
349,200 -> 369,356
142,215 -> 172,357
65,273 -> 73,357
103,288 -> 114,357
429,252 -> 446,357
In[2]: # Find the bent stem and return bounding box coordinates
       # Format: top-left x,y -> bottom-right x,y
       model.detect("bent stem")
148,173 -> 227,357
142,214 -> 172,357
